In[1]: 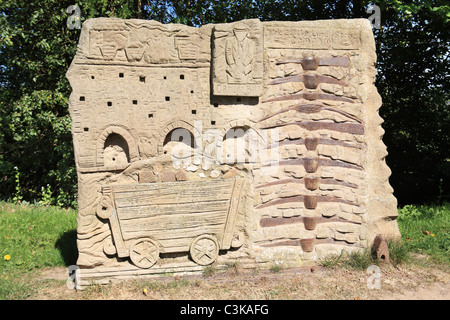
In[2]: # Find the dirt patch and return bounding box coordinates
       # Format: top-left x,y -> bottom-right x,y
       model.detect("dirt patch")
382,282 -> 450,300
29,262 -> 449,300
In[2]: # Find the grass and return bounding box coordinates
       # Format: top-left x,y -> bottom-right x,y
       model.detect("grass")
319,248 -> 377,270
202,265 -> 217,277
0,201 -> 448,299
397,202 -> 450,264
269,263 -> 283,273
318,202 -> 449,270
0,201 -> 77,299
318,241 -> 412,270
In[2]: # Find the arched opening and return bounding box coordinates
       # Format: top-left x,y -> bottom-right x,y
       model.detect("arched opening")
103,133 -> 130,167
163,128 -> 197,161
223,125 -> 257,164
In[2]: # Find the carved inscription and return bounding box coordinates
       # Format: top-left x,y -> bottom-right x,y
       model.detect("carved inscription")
264,27 -> 360,50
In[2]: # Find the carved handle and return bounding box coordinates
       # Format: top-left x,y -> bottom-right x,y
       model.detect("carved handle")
96,195 -> 114,219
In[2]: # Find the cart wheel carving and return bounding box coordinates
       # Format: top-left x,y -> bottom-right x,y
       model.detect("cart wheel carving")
129,239 -> 159,269
96,195 -> 114,219
190,235 -> 219,266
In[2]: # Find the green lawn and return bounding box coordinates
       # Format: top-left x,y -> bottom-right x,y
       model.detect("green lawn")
397,202 -> 450,264
0,201 -> 448,299
0,202 -> 77,299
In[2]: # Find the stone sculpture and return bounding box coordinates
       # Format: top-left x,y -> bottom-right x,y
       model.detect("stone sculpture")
66,18 -> 400,287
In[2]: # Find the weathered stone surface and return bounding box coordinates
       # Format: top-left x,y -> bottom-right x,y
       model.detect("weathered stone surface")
139,169 -> 156,183
67,17 -> 400,287
175,169 -> 187,181
160,170 -> 176,182
372,235 -> 390,262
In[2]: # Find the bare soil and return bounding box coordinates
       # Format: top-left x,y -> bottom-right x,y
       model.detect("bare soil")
30,259 -> 449,300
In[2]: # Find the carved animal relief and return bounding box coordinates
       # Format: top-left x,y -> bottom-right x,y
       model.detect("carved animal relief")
67,18 -> 400,287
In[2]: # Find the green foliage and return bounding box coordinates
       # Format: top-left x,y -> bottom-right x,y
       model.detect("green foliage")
383,0 -> 450,22
39,184 -> 53,207
320,202 -> 449,267
398,202 -> 449,221
386,239 -> 411,266
374,1 -> 450,205
344,249 -> 377,270
0,0 -> 150,207
398,202 -> 450,263
1,1 -> 80,206
0,1 -> 448,206
202,265 -> 217,277
12,166 -> 22,204
0,201 -> 446,298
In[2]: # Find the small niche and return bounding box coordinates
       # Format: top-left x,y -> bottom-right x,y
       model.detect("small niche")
180,74 -> 185,80
191,90 -> 194,94
119,73 -> 124,78
148,114 -> 153,118
163,128 -> 197,153
191,110 -> 197,115
213,103 -> 219,108
107,101 -> 112,107
132,100 -> 138,105
83,127 -> 89,132
163,76 -> 167,80
223,125 -> 255,164
139,76 -> 146,83
211,121 -> 216,125
79,96 -> 85,101
103,133 -> 130,167
91,76 -> 95,80
165,96 -> 170,101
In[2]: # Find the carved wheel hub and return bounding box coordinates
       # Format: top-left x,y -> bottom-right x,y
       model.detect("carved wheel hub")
129,239 -> 159,269
190,235 -> 219,266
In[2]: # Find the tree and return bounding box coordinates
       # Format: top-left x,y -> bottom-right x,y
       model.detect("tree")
374,1 -> 450,205
1,1 -> 81,206
0,1 -> 151,206
0,0 -> 448,206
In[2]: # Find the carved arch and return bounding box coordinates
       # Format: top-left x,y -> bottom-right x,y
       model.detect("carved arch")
157,120 -> 202,155
96,126 -> 139,167
221,119 -> 259,164
220,119 -> 255,138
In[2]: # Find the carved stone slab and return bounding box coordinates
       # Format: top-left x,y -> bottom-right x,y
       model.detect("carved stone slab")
66,18 -> 400,288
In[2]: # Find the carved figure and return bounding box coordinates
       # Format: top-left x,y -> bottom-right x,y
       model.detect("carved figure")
143,29 -> 169,64
225,23 -> 255,83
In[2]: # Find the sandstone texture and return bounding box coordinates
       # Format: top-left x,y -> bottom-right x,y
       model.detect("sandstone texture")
66,18 -> 400,287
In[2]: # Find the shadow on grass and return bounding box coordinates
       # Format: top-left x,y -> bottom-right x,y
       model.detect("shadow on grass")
55,229 -> 78,266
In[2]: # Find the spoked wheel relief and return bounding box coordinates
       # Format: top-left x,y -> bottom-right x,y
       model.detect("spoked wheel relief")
129,238 -> 160,269
190,235 -> 219,266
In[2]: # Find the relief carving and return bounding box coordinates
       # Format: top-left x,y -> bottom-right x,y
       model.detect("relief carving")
84,19 -> 210,65
225,23 -> 256,84
212,19 -> 263,97
66,18 -> 399,287
143,29 -> 170,64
